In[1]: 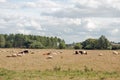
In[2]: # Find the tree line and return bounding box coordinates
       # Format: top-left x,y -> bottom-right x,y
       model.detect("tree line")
0,34 -> 66,49
0,34 -> 120,49
73,35 -> 120,50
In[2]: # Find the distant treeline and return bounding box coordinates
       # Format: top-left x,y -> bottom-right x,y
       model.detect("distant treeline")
0,34 -> 66,49
0,34 -> 120,49
68,35 -> 120,50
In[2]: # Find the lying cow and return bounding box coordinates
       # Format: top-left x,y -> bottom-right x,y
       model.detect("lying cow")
113,51 -> 119,55
75,51 -> 79,54
43,52 -> 51,55
19,50 -> 29,54
79,50 -> 87,55
74,50 -> 87,55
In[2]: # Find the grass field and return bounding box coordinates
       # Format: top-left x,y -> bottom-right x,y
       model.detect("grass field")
0,49 -> 120,80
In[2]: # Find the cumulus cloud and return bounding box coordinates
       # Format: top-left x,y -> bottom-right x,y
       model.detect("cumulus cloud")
42,0 -> 120,18
17,29 -> 31,35
0,0 -> 6,3
111,29 -> 119,34
0,0 -> 120,43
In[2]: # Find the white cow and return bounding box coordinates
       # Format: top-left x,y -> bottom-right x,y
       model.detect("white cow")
113,51 -> 119,55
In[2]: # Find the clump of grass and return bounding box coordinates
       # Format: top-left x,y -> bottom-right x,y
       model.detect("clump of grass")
100,77 -> 106,80
53,66 -> 61,71
84,65 -> 94,72
0,68 -> 16,80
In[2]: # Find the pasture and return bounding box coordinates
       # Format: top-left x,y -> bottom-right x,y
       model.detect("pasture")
0,49 -> 120,80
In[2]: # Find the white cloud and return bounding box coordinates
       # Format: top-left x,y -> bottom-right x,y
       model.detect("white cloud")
72,0 -> 101,8
24,0 -> 62,10
0,0 -> 120,43
82,18 -> 97,31
25,2 -> 37,8
0,0 -> 6,3
69,18 -> 81,25
17,29 -> 31,35
30,20 -> 42,30
111,28 -> 119,35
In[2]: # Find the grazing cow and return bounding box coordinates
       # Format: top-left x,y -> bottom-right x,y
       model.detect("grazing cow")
113,51 -> 119,55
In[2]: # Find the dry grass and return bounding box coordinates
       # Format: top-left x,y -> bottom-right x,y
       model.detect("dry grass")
0,49 -> 120,80
0,49 -> 120,71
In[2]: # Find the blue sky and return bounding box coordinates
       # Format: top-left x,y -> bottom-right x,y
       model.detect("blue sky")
0,0 -> 120,43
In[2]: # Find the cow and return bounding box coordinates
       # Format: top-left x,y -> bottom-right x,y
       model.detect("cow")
74,51 -> 79,54
98,53 -> 103,56
23,50 -> 29,53
46,55 -> 53,59
17,54 -> 23,57
74,50 -> 87,55
43,52 -> 51,55
18,50 -> 29,55
12,54 -> 17,57
79,50 -> 87,55
113,51 -> 119,55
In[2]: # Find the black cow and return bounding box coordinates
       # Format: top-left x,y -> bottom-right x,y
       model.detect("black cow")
23,50 -> 29,53
19,50 -> 29,54
79,50 -> 87,55
74,50 -> 87,55
75,51 -> 79,54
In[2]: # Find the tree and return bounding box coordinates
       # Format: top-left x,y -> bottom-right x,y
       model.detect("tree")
0,34 -> 5,48
74,43 -> 82,49
14,34 -> 25,48
6,34 -> 15,47
97,35 -> 111,49
59,40 -> 66,49
5,41 -> 12,48
29,41 -> 44,49
82,38 -> 97,49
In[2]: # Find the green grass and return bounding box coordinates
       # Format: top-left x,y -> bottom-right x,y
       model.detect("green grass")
0,67 -> 120,80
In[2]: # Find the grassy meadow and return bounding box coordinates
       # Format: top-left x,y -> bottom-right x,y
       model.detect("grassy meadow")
0,49 -> 120,80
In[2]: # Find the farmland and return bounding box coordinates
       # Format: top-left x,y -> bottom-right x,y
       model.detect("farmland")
0,49 -> 120,80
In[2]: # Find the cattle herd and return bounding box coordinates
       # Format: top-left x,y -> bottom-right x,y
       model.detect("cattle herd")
5,49 -> 119,59
6,50 -> 29,57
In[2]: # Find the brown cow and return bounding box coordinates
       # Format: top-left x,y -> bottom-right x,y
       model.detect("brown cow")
43,52 -> 51,55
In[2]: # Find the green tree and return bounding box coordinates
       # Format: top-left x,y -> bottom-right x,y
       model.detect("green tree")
74,43 -> 82,49
5,41 -> 12,48
82,38 -> 97,49
0,34 -> 5,48
59,40 -> 66,49
5,34 -> 15,47
29,41 -> 44,49
97,35 -> 111,49
14,34 -> 25,48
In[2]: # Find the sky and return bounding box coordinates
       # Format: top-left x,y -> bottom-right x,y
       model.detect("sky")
0,0 -> 120,43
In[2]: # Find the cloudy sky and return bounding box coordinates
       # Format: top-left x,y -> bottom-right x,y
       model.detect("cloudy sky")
0,0 -> 120,43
